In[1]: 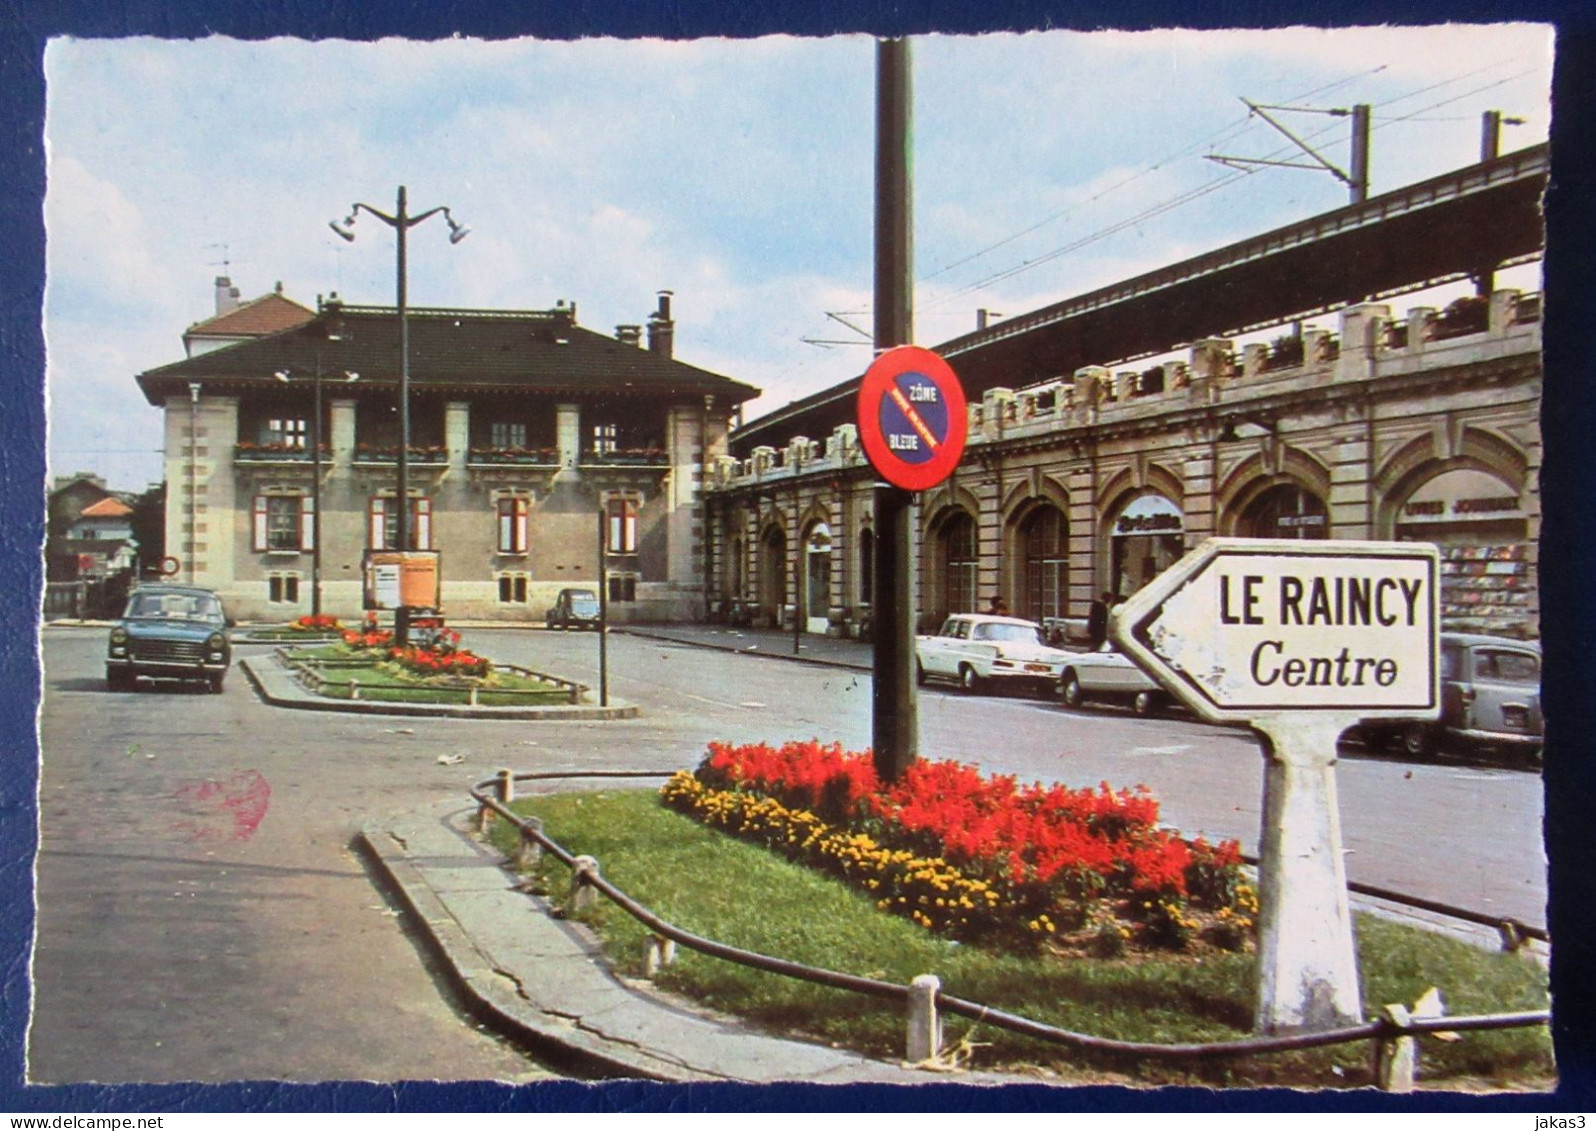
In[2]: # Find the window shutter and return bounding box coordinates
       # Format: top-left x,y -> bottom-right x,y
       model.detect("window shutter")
369,498 -> 386,549
414,498 -> 432,550
252,496 -> 268,552
514,497 -> 529,554
299,495 -> 315,551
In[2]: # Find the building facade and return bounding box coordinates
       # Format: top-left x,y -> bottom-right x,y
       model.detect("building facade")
136,292 -> 758,623
704,289 -> 1541,641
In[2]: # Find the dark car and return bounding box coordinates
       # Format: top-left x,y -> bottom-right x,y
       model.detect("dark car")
545,587 -> 601,631
1368,632 -> 1542,762
106,584 -> 233,693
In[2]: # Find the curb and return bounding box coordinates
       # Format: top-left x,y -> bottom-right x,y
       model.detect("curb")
241,656 -> 640,721
359,803 -> 1010,1086
355,812 -> 694,1082
617,627 -> 871,672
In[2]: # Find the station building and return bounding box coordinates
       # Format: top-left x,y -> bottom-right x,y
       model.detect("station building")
704,147 -> 1546,641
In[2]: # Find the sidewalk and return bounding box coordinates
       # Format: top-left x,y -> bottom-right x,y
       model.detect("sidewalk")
616,623 -> 873,671
360,801 -> 1019,1086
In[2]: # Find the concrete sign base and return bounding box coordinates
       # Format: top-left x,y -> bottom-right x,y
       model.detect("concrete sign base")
1252,715 -> 1363,1034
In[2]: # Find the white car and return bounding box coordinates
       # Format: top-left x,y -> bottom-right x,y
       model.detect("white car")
1059,642 -> 1168,716
915,614 -> 1071,696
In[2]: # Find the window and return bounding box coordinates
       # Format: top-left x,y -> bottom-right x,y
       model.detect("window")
252,494 -> 313,552
368,496 -> 431,550
497,573 -> 529,603
858,528 -> 874,606
940,512 -> 978,616
268,573 -> 301,603
1021,505 -> 1067,621
491,422 -> 527,450
497,496 -> 530,554
607,572 -> 637,603
263,418 -> 308,449
592,422 -> 618,456
606,498 -> 638,554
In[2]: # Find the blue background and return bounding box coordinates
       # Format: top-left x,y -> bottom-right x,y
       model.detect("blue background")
3,0 -> 1591,1115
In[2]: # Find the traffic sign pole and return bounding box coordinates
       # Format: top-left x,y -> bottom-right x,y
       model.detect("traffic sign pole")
1251,715 -> 1363,1033
1112,537 -> 1440,1033
871,37 -> 917,784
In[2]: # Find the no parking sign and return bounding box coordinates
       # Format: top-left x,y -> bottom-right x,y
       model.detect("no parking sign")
856,346 -> 968,492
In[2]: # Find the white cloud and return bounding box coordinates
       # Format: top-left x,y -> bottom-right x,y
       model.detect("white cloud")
41,27 -> 1552,489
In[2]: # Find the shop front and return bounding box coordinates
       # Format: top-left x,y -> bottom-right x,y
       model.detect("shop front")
1111,493 -> 1185,601
1394,467 -> 1533,637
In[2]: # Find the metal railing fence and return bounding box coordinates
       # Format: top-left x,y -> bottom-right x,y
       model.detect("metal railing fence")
469,770 -> 1550,1087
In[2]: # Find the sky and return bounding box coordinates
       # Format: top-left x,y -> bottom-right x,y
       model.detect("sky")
42,25 -> 1554,492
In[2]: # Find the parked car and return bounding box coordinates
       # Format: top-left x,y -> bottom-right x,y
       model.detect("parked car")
545,587 -> 601,631
106,584 -> 232,693
914,613 -> 1071,696
1366,632 -> 1542,762
1059,641 -> 1168,716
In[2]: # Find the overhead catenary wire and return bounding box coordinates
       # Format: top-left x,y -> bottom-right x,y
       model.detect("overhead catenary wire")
917,58 -> 1544,313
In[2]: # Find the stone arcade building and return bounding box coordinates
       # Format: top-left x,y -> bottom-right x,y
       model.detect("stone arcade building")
703,150 -> 1545,643
136,292 -> 758,623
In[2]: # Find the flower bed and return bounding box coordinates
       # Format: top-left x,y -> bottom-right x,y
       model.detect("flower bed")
663,740 -> 1255,953
289,614 -> 344,633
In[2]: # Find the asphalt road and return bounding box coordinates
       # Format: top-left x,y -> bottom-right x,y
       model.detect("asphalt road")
30,625 -> 1547,1084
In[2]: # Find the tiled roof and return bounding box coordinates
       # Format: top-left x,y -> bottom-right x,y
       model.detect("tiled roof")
78,497 -> 133,518
140,303 -> 760,405
185,293 -> 316,339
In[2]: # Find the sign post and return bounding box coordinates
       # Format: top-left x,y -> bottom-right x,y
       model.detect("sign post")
1111,537 -> 1440,1033
857,344 -> 967,782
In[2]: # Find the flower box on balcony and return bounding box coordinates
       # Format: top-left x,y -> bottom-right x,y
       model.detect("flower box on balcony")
354,446 -> 450,464
468,447 -> 559,465
234,443 -> 323,462
582,448 -> 669,467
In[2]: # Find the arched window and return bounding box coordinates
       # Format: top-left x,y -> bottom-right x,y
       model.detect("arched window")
1238,483 -> 1328,539
939,511 -> 979,617
1020,505 -> 1067,620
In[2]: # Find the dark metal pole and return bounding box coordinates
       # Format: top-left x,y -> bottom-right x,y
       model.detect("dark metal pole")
598,508 -> 609,707
794,501 -> 803,656
1481,109 -> 1503,161
393,186 -> 411,646
311,364 -> 323,617
1349,104 -> 1370,204
872,37 -> 917,783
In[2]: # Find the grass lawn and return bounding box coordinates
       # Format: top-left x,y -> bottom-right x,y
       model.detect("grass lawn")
492,788 -> 1553,1089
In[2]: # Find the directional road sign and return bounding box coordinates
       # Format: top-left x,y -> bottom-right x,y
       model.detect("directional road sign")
856,345 -> 968,492
1112,538 -> 1441,725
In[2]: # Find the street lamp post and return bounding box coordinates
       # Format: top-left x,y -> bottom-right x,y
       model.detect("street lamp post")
330,185 -> 468,643
274,361 -> 359,618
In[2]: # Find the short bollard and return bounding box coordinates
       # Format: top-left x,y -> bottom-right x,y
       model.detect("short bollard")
906,974 -> 942,1064
496,769 -> 515,806
513,820 -> 543,870
349,679 -> 360,701
568,855 -> 601,915
642,934 -> 677,976
1373,1003 -> 1416,1092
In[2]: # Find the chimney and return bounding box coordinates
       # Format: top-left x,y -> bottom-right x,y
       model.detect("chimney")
647,289 -> 675,358
215,275 -> 241,317
976,308 -> 1002,331
616,325 -> 643,347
